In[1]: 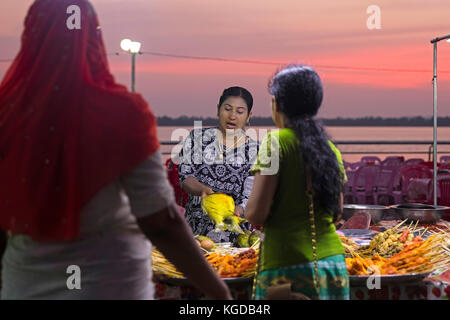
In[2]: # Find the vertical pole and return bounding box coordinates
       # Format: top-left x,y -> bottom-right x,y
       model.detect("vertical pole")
433,42 -> 438,206
131,53 -> 136,92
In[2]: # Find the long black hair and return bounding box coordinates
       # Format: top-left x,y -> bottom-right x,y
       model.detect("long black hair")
269,65 -> 342,220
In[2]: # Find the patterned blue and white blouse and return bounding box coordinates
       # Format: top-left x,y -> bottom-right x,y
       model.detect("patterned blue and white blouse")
177,127 -> 259,243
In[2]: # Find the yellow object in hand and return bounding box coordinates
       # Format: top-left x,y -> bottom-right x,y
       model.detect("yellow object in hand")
201,193 -> 245,234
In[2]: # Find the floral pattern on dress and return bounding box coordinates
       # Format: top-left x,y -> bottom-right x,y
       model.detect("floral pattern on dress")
177,127 -> 259,243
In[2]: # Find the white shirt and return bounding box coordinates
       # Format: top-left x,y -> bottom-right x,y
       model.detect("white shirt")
1,150 -> 174,300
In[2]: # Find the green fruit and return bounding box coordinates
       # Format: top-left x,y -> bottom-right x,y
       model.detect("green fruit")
195,235 -> 213,242
249,230 -> 262,247
236,233 -> 250,248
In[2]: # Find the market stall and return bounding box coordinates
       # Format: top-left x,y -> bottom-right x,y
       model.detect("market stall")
152,193 -> 258,300
341,206 -> 450,300
152,241 -> 258,300
152,196 -> 450,300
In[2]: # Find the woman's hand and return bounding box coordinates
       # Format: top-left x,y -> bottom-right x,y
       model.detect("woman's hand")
233,205 -> 244,217
182,177 -> 215,198
201,186 -> 214,198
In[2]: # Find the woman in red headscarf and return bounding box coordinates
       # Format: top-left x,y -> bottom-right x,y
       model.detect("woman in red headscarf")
0,0 -> 231,299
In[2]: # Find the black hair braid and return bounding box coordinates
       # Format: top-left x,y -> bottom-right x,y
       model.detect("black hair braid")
269,64 -> 343,221
291,118 -> 342,221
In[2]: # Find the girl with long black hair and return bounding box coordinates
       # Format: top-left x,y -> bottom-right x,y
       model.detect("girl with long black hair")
245,65 -> 350,300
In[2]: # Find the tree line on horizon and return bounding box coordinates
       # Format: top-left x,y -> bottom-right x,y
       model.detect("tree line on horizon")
157,116 -> 450,126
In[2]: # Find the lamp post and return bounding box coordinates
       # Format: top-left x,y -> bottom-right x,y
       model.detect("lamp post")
430,34 -> 450,206
120,39 -> 142,92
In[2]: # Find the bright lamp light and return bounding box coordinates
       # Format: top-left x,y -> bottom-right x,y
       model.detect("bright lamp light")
120,39 -> 141,53
129,41 -> 141,54
120,39 -> 132,52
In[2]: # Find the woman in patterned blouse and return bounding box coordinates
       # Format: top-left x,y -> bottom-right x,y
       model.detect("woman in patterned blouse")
177,87 -> 259,243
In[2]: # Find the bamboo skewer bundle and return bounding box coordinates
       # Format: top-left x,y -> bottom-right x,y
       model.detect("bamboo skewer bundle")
152,245 -> 260,279
152,247 -> 185,278
347,231 -> 450,276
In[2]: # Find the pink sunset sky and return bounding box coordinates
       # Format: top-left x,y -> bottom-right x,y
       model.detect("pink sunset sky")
1,0 -> 450,118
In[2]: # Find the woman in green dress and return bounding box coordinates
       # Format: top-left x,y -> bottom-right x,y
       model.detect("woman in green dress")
245,65 -> 350,300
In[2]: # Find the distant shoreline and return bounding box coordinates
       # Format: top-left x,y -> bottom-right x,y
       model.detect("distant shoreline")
157,116 -> 450,127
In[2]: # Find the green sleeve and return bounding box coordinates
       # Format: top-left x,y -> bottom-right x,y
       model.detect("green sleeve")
250,131 -> 282,176
328,141 -> 347,185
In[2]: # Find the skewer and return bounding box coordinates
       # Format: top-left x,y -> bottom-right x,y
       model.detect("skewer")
420,227 -> 429,237
395,219 -> 408,229
412,220 -> 420,233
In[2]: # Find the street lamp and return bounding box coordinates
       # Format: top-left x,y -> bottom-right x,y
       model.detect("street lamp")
430,34 -> 450,205
120,38 -> 142,92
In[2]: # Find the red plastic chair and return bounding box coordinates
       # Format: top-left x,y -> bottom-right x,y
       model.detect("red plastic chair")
344,169 -> 355,203
400,164 -> 433,203
344,161 -> 352,171
351,165 -> 380,204
165,158 -> 189,208
373,165 -> 403,205
361,156 -> 382,166
438,174 -> 450,221
404,158 -> 425,166
350,161 -> 363,170
381,156 -> 404,167
418,161 -> 435,170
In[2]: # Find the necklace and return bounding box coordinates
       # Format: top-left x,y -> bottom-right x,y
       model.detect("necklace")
217,132 -> 247,159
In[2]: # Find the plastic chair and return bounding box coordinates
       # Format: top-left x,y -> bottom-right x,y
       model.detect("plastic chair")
351,165 -> 380,204
404,158 -> 425,166
399,164 -> 433,203
440,155 -> 450,165
438,174 -> 450,221
350,161 -> 363,170
344,161 -> 352,171
360,156 -> 382,166
373,165 -> 403,205
381,156 -> 404,167
344,169 -> 355,203
418,161 -> 434,169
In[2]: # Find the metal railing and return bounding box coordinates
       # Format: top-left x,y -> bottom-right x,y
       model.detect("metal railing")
159,140 -> 450,161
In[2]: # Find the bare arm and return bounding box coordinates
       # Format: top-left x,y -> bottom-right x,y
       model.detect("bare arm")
137,205 -> 232,300
121,151 -> 230,299
244,172 -> 278,226
182,177 -> 214,198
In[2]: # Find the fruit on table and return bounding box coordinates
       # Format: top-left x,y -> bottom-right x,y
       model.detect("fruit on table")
194,235 -> 216,251
200,239 -> 215,251
201,193 -> 245,234
249,230 -> 262,247
236,231 -> 250,248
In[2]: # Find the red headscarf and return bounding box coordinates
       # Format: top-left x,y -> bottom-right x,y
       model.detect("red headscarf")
0,0 -> 159,241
